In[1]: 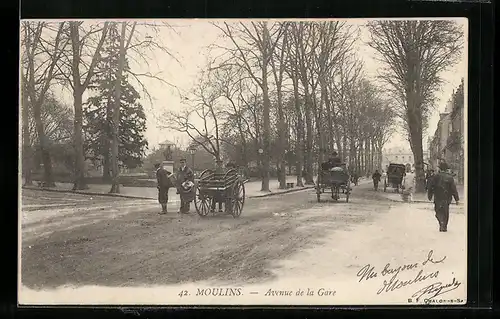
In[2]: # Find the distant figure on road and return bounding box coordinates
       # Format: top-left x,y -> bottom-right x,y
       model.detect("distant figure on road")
155,163 -> 173,214
372,170 -> 382,191
425,169 -> 435,191
176,158 -> 195,214
351,170 -> 359,186
427,162 -> 460,232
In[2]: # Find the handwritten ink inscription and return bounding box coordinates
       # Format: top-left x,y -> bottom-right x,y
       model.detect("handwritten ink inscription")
356,250 -> 461,301
412,277 -> 462,302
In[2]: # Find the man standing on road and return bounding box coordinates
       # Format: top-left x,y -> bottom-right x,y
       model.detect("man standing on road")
176,158 -> 195,214
155,163 -> 172,214
427,162 -> 460,232
372,170 -> 382,191
425,169 -> 435,191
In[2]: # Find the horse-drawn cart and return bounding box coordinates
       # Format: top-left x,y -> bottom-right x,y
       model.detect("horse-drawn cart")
194,168 -> 246,218
316,163 -> 351,203
383,163 -> 406,193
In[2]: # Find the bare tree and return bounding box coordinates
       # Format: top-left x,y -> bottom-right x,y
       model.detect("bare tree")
311,22 -> 357,166
109,22 -> 130,193
20,72 -> 32,186
329,52 -> 364,166
27,95 -> 74,144
213,21 -> 286,191
288,22 -> 317,185
161,69 -> 224,161
367,20 -> 463,192
269,22 -> 290,189
54,21 -> 110,190
21,21 -> 69,187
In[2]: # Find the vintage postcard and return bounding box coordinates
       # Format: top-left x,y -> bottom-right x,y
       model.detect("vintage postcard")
19,18 -> 467,306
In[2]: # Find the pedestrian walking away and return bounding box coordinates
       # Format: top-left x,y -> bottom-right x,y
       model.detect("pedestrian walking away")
155,163 -> 173,214
176,158 -> 195,214
425,169 -> 435,191
372,170 -> 382,191
427,162 -> 460,232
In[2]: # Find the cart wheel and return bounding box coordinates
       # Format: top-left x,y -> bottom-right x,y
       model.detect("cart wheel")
199,169 -> 213,179
194,186 -> 210,217
230,180 -> 245,218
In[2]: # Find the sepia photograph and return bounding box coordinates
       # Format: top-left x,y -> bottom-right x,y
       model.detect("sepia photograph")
19,18 -> 467,305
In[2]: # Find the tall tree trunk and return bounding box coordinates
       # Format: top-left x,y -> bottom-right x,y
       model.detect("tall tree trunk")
408,111 -> 425,192
72,89 -> 88,190
365,138 -> 370,175
342,134 -> 348,164
33,103 -> 55,187
304,93 -> 314,185
21,81 -> 33,186
276,86 -> 287,189
323,82 -> 335,153
102,147 -> 111,181
109,22 -> 127,194
70,23 -> 88,191
349,139 -> 355,173
292,76 -> 304,187
102,96 -> 113,181
260,71 -> 271,192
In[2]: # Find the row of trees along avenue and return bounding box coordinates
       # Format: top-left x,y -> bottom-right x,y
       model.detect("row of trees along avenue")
21,20 -> 463,194
162,20 -> 463,193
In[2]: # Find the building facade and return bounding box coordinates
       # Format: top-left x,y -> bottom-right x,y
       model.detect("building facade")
381,147 -> 429,171
428,80 -> 464,183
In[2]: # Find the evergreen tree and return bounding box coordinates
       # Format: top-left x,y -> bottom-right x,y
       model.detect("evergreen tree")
84,24 -> 148,179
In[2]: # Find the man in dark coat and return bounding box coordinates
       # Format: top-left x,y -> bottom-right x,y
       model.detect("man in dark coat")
425,169 -> 435,191
322,151 -> 342,170
155,163 -> 172,214
329,151 -> 342,167
372,170 -> 382,190
176,158 -> 195,214
427,162 -> 460,232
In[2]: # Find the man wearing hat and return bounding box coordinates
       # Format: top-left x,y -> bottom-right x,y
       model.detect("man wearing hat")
329,151 -> 342,167
155,163 -> 173,214
427,161 -> 460,232
176,158 -> 195,214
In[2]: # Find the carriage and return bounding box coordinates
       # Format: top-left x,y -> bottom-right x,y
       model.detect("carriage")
316,163 -> 351,203
383,163 -> 406,193
194,168 -> 246,218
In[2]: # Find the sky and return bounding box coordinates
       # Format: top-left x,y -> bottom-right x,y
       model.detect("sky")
46,18 -> 467,154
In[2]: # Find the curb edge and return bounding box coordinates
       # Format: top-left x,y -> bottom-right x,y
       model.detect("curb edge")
21,186 -> 155,201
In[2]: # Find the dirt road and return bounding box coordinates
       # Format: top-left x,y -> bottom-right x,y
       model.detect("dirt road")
21,183 -> 392,290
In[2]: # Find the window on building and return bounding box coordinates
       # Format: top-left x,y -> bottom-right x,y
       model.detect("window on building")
402,156 -> 405,161
395,156 -> 398,160
409,156 -> 412,161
